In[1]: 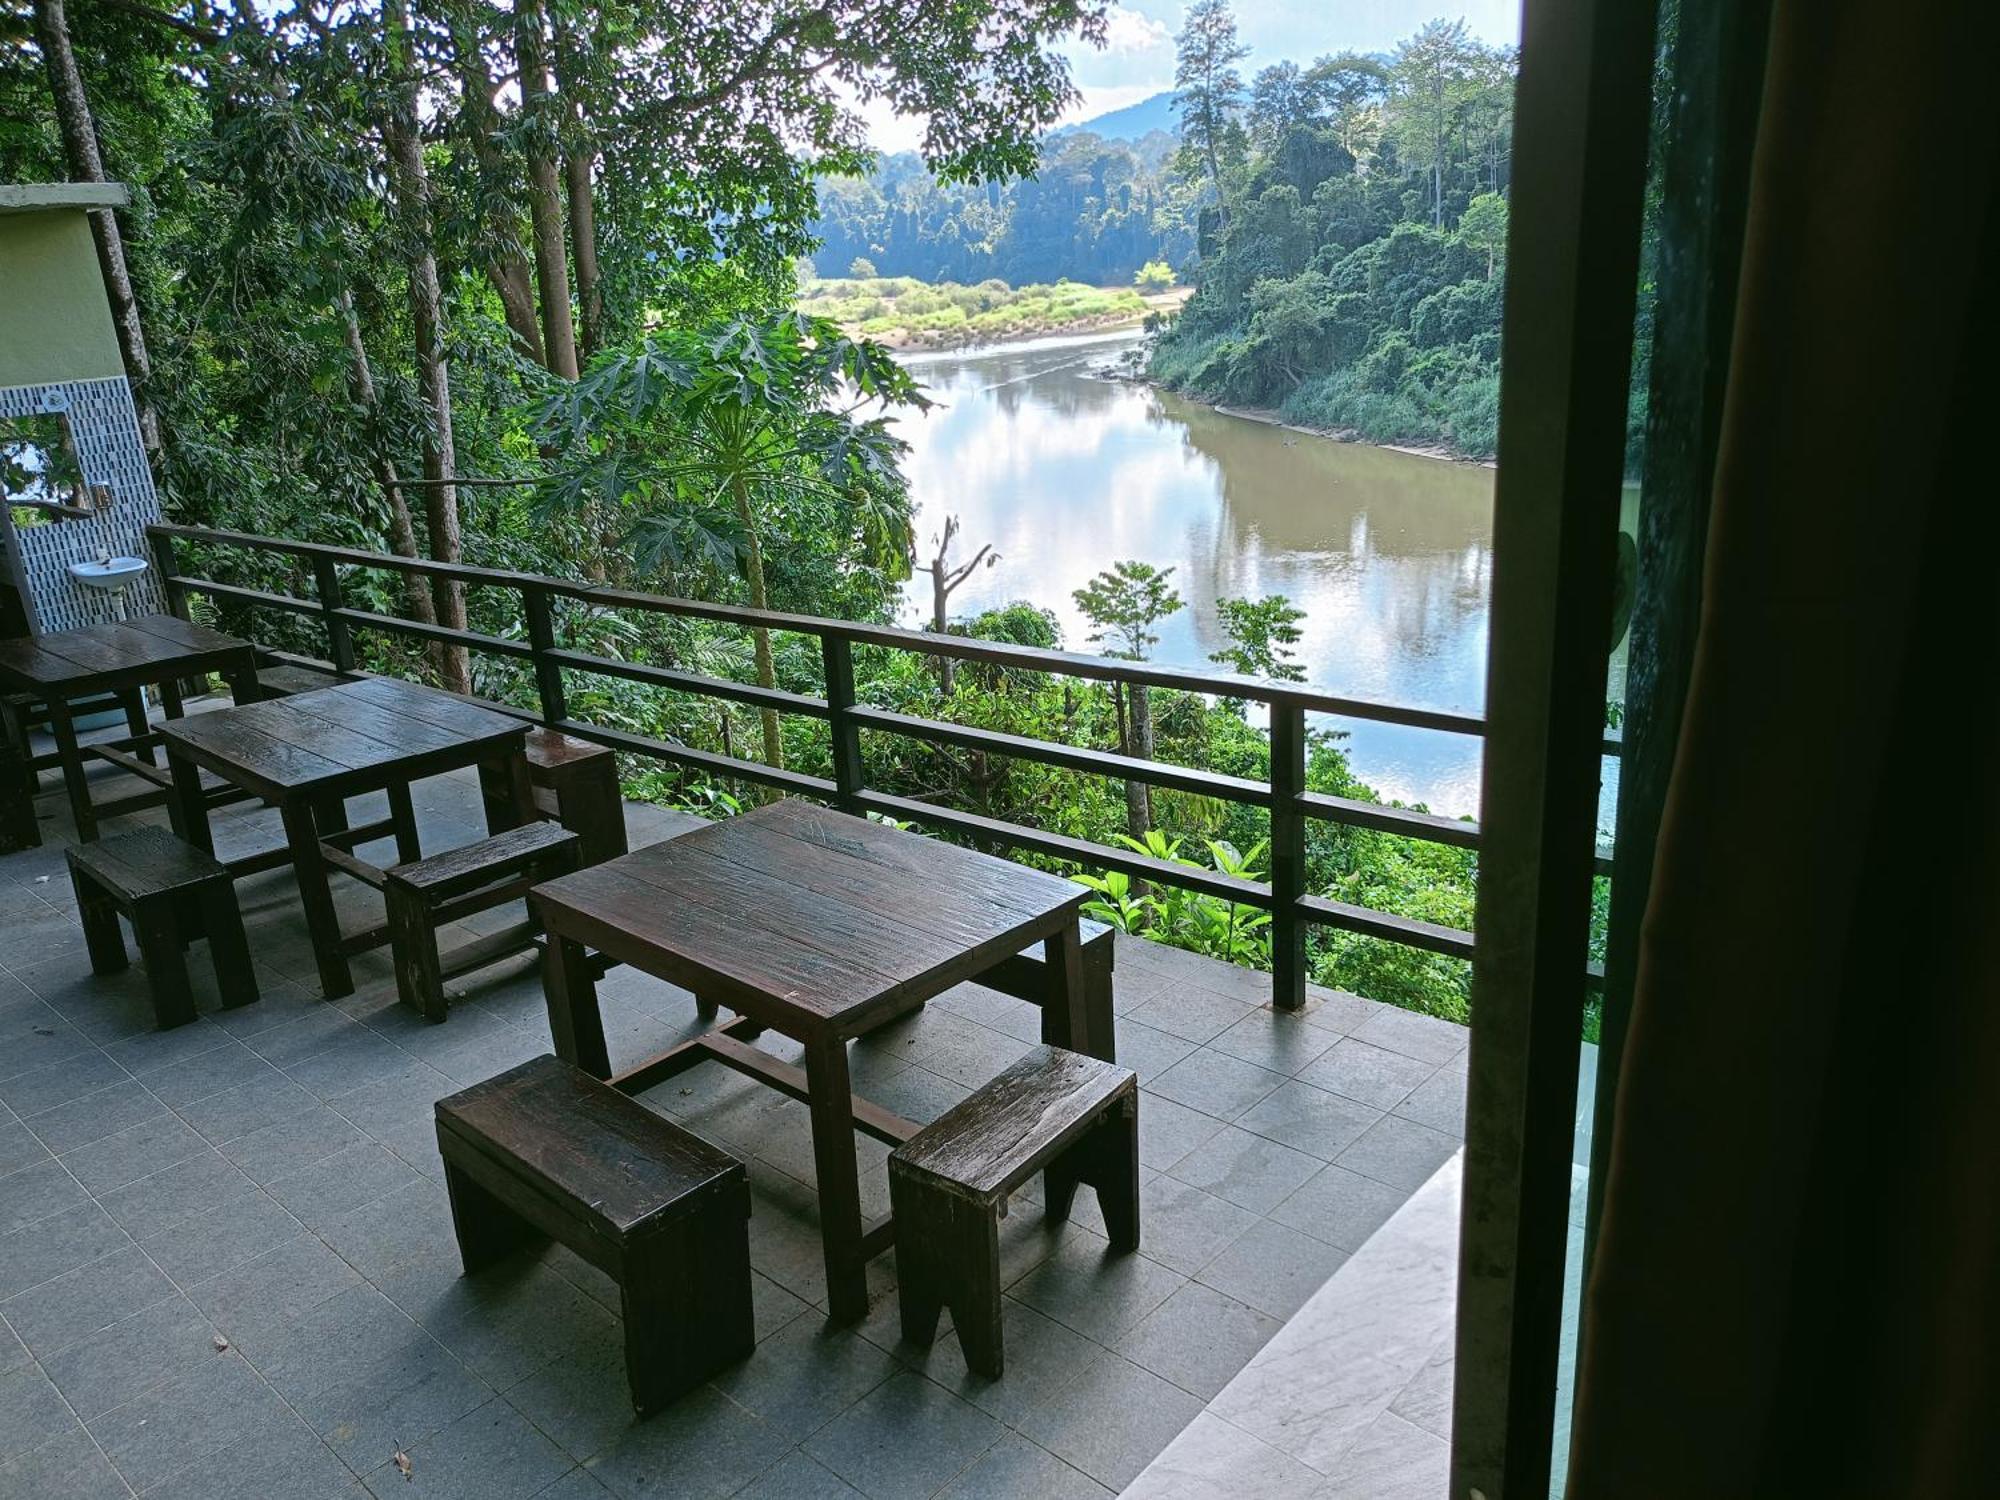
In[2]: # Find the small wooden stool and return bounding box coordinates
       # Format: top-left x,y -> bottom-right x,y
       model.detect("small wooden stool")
435,1054 -> 754,1415
478,727 -> 628,867
889,1045 -> 1139,1377
66,826 -> 258,1028
384,821 -> 580,1022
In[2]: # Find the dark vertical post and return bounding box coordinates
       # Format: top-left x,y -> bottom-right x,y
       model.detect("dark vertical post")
1268,698 -> 1307,1012
1451,0 -> 1658,1492
523,584 -> 566,725
822,633 -> 863,814
312,555 -> 356,674
146,528 -> 189,620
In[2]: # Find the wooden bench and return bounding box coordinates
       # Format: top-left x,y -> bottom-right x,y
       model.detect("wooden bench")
384,820 -> 581,1022
889,1044 -> 1139,1377
252,662 -> 350,700
66,826 -> 258,1028
980,917 -> 1114,1045
478,727 -> 629,867
434,1054 -> 754,1415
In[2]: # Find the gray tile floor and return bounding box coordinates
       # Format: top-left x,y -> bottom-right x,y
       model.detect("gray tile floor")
0,712 -> 1467,1500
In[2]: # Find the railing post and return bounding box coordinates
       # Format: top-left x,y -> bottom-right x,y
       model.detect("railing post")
311,554 -> 356,674
146,528 -> 189,620
523,585 -> 565,725
822,633 -> 863,814
1269,698 -> 1308,1011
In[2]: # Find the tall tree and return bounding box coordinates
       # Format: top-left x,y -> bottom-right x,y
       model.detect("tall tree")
1389,18 -> 1478,230
513,0 -> 579,379
1074,561 -> 1183,840
381,0 -> 470,692
31,0 -> 158,454
1173,0 -> 1248,228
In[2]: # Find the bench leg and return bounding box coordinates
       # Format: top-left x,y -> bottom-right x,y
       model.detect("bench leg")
72,868 -> 128,974
1044,1099 -> 1141,1254
890,1175 -> 1005,1376
442,1158 -> 542,1273
386,884 -> 448,1023
621,1203 -> 755,1416
198,876 -> 259,1010
559,760 -> 628,865
133,901 -> 198,1029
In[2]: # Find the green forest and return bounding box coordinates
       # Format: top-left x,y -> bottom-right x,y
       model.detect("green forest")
0,0 -> 1512,1023
1150,10 -> 1516,457
810,129 -> 1196,287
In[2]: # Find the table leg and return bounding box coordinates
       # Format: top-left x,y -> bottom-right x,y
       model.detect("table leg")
45,696 -> 95,843
219,664 -> 256,708
166,747 -> 212,852
281,798 -> 353,998
158,674 -> 185,720
118,689 -> 154,766
1042,915 -> 1108,1061
540,925 -> 610,1078
804,1033 -> 869,1324
386,781 -> 421,864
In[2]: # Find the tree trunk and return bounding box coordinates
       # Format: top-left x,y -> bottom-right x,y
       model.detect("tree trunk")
516,0 -> 580,380
34,0 -> 159,456
1126,683 -> 1155,840
730,475 -> 784,771
450,13 -> 546,366
929,546 -> 958,694
336,288 -> 437,631
383,0 -> 470,695
554,18 -> 603,360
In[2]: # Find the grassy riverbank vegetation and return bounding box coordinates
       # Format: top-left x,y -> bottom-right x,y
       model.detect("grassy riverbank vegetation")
796,275 -> 1158,348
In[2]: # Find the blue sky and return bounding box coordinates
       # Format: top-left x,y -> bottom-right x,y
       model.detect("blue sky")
861,1 -> 1520,150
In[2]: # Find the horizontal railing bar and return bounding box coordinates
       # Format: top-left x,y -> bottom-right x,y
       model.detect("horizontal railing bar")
543,649 -> 831,719
854,789 -> 1271,907
331,608 -> 534,660
156,524 -> 535,591
151,524 -> 1595,745
548,717 -> 838,799
1296,894 -> 1477,959
1298,793 -> 1617,874
849,706 -> 1273,807
174,577 -> 322,618
1300,791 -> 1481,848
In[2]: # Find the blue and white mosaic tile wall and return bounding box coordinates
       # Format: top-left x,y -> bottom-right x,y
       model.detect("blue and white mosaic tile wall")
1,376 -> 166,631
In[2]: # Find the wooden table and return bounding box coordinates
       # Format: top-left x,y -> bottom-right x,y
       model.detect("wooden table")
0,614 -> 257,843
159,676 -> 535,999
530,796 -> 1104,1323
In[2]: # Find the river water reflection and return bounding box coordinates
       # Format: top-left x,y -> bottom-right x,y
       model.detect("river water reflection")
893,331 -> 1619,822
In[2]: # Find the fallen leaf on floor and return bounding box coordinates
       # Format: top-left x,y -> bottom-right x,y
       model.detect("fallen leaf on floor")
212,1335 -> 229,1352
32,1026 -> 54,1036
33,875 -> 48,883
393,1451 -> 413,1480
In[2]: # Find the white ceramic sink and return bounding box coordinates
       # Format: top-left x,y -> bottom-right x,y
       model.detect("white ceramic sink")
69,556 -> 148,591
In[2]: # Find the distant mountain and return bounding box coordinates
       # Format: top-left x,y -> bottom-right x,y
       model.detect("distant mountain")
1057,90 -> 1180,143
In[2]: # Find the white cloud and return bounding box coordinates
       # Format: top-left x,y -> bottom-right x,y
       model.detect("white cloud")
1100,4 -> 1172,53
